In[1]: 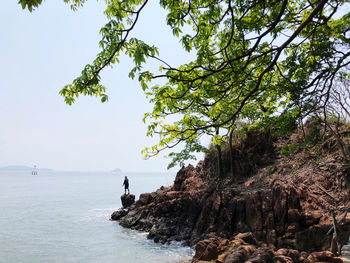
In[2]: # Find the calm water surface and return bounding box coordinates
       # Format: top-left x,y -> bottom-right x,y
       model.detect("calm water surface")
0,171 -> 193,263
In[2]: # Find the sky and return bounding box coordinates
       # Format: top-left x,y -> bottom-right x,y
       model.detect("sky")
0,1 -> 200,172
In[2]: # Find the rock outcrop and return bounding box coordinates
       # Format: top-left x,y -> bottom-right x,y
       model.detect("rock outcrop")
111,208 -> 128,220
121,194 -> 135,208
113,163 -> 349,249
190,234 -> 344,263
111,124 -> 350,262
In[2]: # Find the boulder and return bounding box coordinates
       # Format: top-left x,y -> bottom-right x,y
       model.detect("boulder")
246,247 -> 274,263
192,237 -> 228,262
135,192 -> 155,207
224,245 -> 256,263
295,225 -> 330,251
193,238 -> 220,261
307,251 -> 343,263
275,249 -> 300,263
273,254 -> 293,263
121,194 -> 135,208
234,232 -> 258,245
111,208 -> 128,220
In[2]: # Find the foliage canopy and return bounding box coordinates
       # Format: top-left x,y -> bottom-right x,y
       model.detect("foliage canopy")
20,0 -> 350,168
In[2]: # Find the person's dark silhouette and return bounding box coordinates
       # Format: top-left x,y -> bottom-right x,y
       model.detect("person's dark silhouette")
123,176 -> 130,195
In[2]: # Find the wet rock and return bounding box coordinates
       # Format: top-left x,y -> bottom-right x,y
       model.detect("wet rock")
110,208 -> 128,220
119,209 -> 146,228
121,194 -> 135,208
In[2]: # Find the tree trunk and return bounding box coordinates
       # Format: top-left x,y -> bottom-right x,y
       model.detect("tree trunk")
216,128 -> 223,178
330,211 -> 342,256
299,117 -> 306,141
216,144 -> 223,178
326,121 -> 349,163
229,129 -> 234,178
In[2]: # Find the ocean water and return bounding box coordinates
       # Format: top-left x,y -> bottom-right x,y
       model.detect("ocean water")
0,171 -> 193,263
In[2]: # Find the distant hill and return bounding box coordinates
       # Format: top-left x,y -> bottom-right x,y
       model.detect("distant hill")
112,168 -> 122,173
0,165 -> 53,171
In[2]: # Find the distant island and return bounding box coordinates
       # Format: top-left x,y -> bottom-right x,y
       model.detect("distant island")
112,168 -> 122,173
0,165 -> 53,171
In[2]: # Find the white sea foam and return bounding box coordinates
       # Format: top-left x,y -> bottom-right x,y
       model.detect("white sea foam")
79,207 -> 116,222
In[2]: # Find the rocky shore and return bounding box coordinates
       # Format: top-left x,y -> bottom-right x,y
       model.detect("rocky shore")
111,124 -> 350,262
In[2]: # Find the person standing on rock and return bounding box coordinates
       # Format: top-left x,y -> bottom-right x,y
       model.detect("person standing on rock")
123,176 -> 130,195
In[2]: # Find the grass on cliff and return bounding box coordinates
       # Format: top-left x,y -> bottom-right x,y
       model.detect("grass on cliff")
203,115 -> 350,187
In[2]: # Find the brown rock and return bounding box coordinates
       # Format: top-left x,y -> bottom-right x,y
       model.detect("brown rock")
275,249 -> 300,262
135,193 -> 154,207
288,209 -> 301,224
110,208 -> 128,220
299,251 -> 308,262
302,212 -> 322,227
193,238 -> 222,261
121,194 -> 135,208
234,232 -> 258,245
307,251 -> 343,263
173,165 -> 195,191
273,255 -> 293,263
266,229 -> 277,245
224,245 -> 256,263
246,193 -> 263,231
246,247 -> 274,263
295,225 -> 330,251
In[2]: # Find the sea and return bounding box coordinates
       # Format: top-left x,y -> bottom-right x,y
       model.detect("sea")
0,171 -> 193,263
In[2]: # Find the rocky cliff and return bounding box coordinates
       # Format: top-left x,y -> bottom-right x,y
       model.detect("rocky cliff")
111,122 -> 350,262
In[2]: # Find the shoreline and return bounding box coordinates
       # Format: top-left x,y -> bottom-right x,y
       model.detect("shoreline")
112,126 -> 350,262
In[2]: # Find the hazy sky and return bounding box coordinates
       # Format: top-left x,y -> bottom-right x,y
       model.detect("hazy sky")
0,1 -> 200,172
